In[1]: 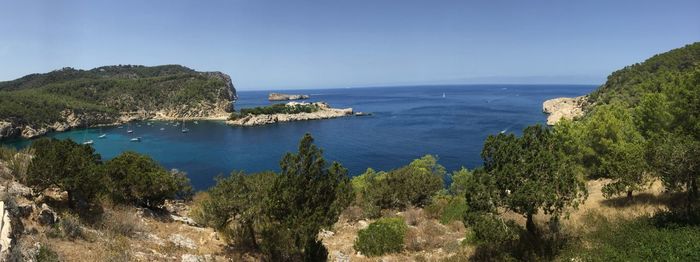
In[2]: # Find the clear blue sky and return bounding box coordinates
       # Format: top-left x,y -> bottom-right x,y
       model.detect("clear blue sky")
0,0 -> 698,90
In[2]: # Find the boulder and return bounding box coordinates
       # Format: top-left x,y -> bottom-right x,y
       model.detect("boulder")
38,204 -> 57,225
169,234 -> 197,250
7,182 -> 33,199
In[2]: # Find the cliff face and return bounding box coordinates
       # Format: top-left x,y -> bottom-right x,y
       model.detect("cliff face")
0,65 -> 237,139
542,96 -> 588,125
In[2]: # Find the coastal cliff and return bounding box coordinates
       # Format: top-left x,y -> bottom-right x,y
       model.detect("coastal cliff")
227,102 -> 352,126
542,96 -> 588,125
0,65 -> 237,139
268,93 -> 310,101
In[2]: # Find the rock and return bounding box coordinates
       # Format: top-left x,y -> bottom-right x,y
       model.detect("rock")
333,251 -> 350,262
0,201 -> 12,259
38,204 -> 57,225
16,203 -> 34,218
357,220 -> 369,230
227,102 -> 353,127
268,93 -> 310,101
8,181 -> 33,199
171,214 -> 198,227
169,234 -> 197,250
319,229 -> 335,239
542,96 -> 588,125
0,121 -> 19,140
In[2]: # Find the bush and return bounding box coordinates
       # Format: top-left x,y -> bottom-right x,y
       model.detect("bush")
559,212 -> 700,261
36,244 -> 60,262
60,213 -> 84,239
354,217 -> 408,256
355,155 -> 445,211
104,151 -> 192,208
425,194 -> 468,225
100,207 -> 142,237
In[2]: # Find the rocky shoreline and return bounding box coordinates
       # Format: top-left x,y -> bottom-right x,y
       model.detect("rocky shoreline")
227,102 -> 353,126
542,95 -> 588,125
268,93 -> 310,101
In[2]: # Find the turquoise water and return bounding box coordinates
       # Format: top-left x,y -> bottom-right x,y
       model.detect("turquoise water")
2,85 -> 595,190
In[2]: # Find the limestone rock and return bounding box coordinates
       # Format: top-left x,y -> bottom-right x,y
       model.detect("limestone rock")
169,234 -> 197,250
268,93 -> 310,101
542,96 -> 588,125
8,181 -> 33,199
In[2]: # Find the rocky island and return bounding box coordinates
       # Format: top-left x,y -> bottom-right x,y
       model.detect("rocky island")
227,102 -> 352,126
0,65 -> 237,140
542,95 -> 588,125
268,93 -> 310,101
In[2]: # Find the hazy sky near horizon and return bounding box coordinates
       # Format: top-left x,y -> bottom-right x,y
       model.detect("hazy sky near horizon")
1,0 -> 698,90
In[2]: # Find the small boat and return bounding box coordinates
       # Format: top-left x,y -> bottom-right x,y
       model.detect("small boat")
442,92 -> 446,98
355,112 -> 373,116
83,140 -> 94,145
127,129 -> 133,134
194,121 -> 199,125
117,126 -> 124,129
160,127 -> 165,131
130,137 -> 141,142
98,134 -> 107,139
181,120 -> 189,133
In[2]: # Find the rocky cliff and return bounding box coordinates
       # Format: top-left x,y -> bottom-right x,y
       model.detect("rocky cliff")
0,65 -> 237,140
227,102 -> 352,126
542,96 -> 588,125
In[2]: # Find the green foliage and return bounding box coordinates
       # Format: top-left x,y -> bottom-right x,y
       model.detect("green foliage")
267,133 -> 354,260
480,125 -> 587,233
560,213 -> 700,261
196,134 -> 352,261
354,217 -> 407,256
449,167 -> 471,196
27,138 -> 105,208
0,65 -> 229,126
356,155 -> 445,211
230,103 -> 320,120
104,151 -> 192,208
425,193 -> 468,225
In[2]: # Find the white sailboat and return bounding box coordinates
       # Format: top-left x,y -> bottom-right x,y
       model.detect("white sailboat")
82,121 -> 94,145
442,92 -> 446,98
98,127 -> 107,139
130,137 -> 141,142
127,123 -> 133,133
181,120 -> 189,133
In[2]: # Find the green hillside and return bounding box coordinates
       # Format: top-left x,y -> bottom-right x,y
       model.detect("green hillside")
0,65 -> 236,126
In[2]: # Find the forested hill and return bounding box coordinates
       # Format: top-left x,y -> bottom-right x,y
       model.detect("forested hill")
587,42 -> 700,107
0,65 -> 237,139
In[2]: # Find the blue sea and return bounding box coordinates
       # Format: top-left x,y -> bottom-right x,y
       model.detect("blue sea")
2,85 -> 595,190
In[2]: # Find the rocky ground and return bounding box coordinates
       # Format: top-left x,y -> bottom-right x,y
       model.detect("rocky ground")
227,102 -> 353,127
542,96 -> 588,125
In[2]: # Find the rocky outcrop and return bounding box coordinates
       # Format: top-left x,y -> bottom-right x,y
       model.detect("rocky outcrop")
227,102 -> 353,127
0,201 -> 11,259
268,93 -> 310,101
542,96 -> 588,125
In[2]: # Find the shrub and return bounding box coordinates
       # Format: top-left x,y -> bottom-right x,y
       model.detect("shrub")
27,138 -> 105,209
36,244 -> 60,262
426,193 -> 468,225
100,207 -> 142,237
60,213 -> 84,239
354,217 -> 408,256
357,155 -> 445,211
104,151 -> 192,208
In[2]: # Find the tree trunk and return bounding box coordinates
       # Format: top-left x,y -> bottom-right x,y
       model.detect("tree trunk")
526,213 -> 536,234
626,190 -> 633,200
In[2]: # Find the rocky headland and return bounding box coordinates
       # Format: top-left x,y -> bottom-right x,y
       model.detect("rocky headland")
0,65 -> 237,140
227,102 -> 353,126
268,93 -> 310,101
542,95 -> 588,125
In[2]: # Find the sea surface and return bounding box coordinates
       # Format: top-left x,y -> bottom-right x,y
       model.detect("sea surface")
2,85 -> 595,190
